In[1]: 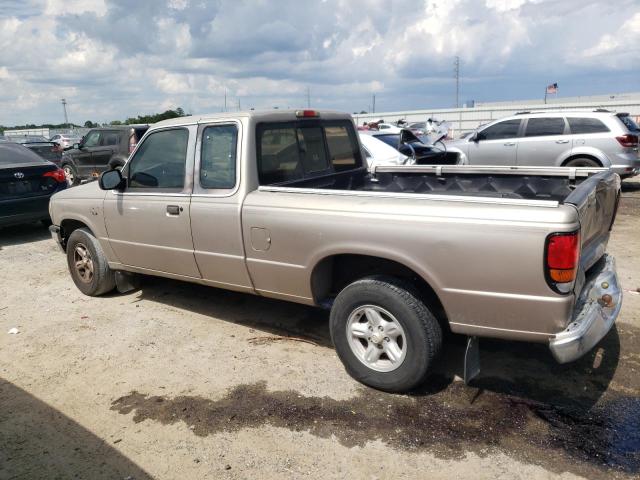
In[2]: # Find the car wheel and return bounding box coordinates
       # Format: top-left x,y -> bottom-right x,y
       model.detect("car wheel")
66,228 -> 116,296
330,275 -> 442,392
565,157 -> 600,168
62,163 -> 79,186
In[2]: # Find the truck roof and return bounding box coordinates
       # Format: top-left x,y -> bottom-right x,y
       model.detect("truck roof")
152,109 -> 353,128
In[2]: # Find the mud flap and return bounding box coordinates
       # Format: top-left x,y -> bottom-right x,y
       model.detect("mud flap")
115,271 -> 140,293
464,336 -> 480,384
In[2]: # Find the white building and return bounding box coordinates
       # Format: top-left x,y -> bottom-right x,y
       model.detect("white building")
354,92 -> 640,137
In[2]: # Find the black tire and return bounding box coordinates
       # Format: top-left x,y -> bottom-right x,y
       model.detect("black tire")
66,228 -> 116,296
565,157 -> 600,168
330,275 -> 442,392
62,163 -> 79,186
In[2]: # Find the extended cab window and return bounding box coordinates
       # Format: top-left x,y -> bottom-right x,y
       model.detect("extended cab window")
477,119 -> 521,141
200,124 -> 238,189
524,118 -> 566,137
568,117 -> 610,134
257,121 -> 361,184
127,128 -> 188,190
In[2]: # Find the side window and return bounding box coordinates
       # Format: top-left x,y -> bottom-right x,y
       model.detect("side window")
524,118 -> 566,137
103,132 -> 119,146
568,117 -> 610,134
477,119 -> 521,141
326,125 -> 358,171
127,128 -> 189,190
200,124 -> 238,189
259,127 -> 302,184
83,131 -> 101,147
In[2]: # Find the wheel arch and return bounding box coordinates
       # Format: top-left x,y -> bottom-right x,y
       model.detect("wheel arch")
59,218 -> 95,250
310,253 -> 449,329
559,149 -> 608,167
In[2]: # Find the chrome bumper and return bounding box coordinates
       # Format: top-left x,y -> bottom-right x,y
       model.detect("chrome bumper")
549,255 -> 622,363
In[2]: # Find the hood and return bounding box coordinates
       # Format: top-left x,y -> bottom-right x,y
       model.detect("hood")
52,179 -> 104,200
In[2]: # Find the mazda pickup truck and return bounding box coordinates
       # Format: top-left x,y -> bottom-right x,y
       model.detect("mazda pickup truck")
48,110 -> 623,392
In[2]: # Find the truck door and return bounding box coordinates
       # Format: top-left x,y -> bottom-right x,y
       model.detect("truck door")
189,121 -> 254,292
103,126 -> 200,278
516,117 -> 569,166
466,119 -> 521,165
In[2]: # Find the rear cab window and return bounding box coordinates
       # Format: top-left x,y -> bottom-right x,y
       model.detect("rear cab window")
257,120 -> 362,185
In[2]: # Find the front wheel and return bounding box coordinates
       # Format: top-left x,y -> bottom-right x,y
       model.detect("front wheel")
330,276 -> 442,392
62,163 -> 79,186
66,228 -> 116,296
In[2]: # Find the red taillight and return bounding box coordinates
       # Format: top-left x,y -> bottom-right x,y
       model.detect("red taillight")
43,168 -> 66,183
545,232 -> 580,291
615,134 -> 638,148
295,110 -> 319,118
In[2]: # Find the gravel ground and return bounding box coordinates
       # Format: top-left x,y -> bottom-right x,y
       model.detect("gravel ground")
0,179 -> 639,480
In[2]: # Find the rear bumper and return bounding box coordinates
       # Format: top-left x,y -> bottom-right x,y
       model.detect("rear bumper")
549,255 -> 622,363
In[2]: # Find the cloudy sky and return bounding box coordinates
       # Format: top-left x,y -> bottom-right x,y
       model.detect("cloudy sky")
0,0 -> 638,126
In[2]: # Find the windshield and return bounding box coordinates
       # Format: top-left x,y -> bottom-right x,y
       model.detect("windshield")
374,134 -> 400,148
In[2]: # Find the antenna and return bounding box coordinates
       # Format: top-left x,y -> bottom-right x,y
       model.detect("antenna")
61,98 -> 69,127
454,56 -> 460,108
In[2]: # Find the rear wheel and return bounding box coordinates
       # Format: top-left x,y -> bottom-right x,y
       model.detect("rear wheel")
565,157 -> 600,168
66,228 -> 116,296
62,163 -> 79,186
330,275 -> 442,392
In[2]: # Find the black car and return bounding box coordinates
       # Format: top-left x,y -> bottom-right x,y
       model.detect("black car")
371,129 -> 459,165
0,142 -> 67,227
61,125 -> 149,185
12,136 -> 63,166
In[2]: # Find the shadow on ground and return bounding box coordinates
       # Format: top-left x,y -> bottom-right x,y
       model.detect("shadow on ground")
0,378 -> 151,480
0,222 -> 51,249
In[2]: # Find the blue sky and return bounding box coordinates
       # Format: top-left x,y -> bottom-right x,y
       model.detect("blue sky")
0,0 -> 639,125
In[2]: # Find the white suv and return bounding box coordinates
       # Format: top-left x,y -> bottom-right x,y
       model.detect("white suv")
448,110 -> 640,177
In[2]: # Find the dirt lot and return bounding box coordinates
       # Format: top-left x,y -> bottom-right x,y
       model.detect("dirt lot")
1,180 -> 639,480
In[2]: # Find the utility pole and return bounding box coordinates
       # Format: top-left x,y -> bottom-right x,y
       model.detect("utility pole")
454,56 -> 460,108
372,93 -> 376,114
306,86 -> 311,108
61,98 -> 69,127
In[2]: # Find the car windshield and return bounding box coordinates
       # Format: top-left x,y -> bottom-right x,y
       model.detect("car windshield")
618,115 -> 639,132
374,134 -> 399,148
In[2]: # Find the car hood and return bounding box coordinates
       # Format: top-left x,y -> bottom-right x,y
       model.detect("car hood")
52,179 -> 104,200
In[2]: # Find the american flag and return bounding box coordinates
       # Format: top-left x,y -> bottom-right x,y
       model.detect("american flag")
546,83 -> 558,94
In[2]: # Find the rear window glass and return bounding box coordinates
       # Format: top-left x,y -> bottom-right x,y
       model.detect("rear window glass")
618,115 -> 639,132
0,143 -> 45,164
524,118 -> 565,137
567,117 -> 610,134
257,121 -> 361,184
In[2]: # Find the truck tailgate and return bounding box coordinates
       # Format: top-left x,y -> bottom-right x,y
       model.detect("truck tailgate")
564,170 -> 620,276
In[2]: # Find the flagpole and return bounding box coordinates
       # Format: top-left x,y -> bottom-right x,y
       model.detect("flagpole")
544,87 -> 547,105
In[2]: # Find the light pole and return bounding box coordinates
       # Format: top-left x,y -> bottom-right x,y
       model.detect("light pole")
61,98 -> 69,127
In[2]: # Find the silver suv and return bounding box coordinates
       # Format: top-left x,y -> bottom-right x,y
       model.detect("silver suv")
448,110 -> 640,177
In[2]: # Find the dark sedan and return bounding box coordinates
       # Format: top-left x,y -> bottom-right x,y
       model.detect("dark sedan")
13,136 -> 63,166
367,129 -> 460,165
0,142 -> 67,227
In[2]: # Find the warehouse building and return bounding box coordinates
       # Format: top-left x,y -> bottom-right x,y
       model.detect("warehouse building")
354,92 -> 640,137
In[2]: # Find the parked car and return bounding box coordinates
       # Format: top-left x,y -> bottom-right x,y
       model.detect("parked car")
12,136 -> 63,166
359,132 -> 410,169
49,134 -> 82,149
448,110 -> 640,177
60,125 -> 149,185
0,142 -> 67,227
48,109 -> 622,393
363,129 -> 460,165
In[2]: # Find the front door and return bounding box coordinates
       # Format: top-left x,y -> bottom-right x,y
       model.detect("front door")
516,117 -> 569,166
89,130 -> 120,175
75,130 -> 100,177
103,126 -> 200,278
466,119 -> 522,165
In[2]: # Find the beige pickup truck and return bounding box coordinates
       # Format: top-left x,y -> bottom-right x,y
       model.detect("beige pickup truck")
49,110 -> 623,392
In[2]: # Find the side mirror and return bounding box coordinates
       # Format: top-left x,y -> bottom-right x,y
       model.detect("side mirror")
99,169 -> 125,191
72,142 -> 81,149
470,132 -> 480,143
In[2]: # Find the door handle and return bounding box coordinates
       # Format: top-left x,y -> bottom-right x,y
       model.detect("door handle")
555,139 -> 570,144
503,142 -> 516,146
166,205 -> 182,215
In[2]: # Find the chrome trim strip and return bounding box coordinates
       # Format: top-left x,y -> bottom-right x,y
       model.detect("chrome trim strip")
257,186 -> 560,208
372,165 -> 607,177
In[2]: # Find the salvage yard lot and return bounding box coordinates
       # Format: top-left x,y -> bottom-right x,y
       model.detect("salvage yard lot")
1,181 -> 639,480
